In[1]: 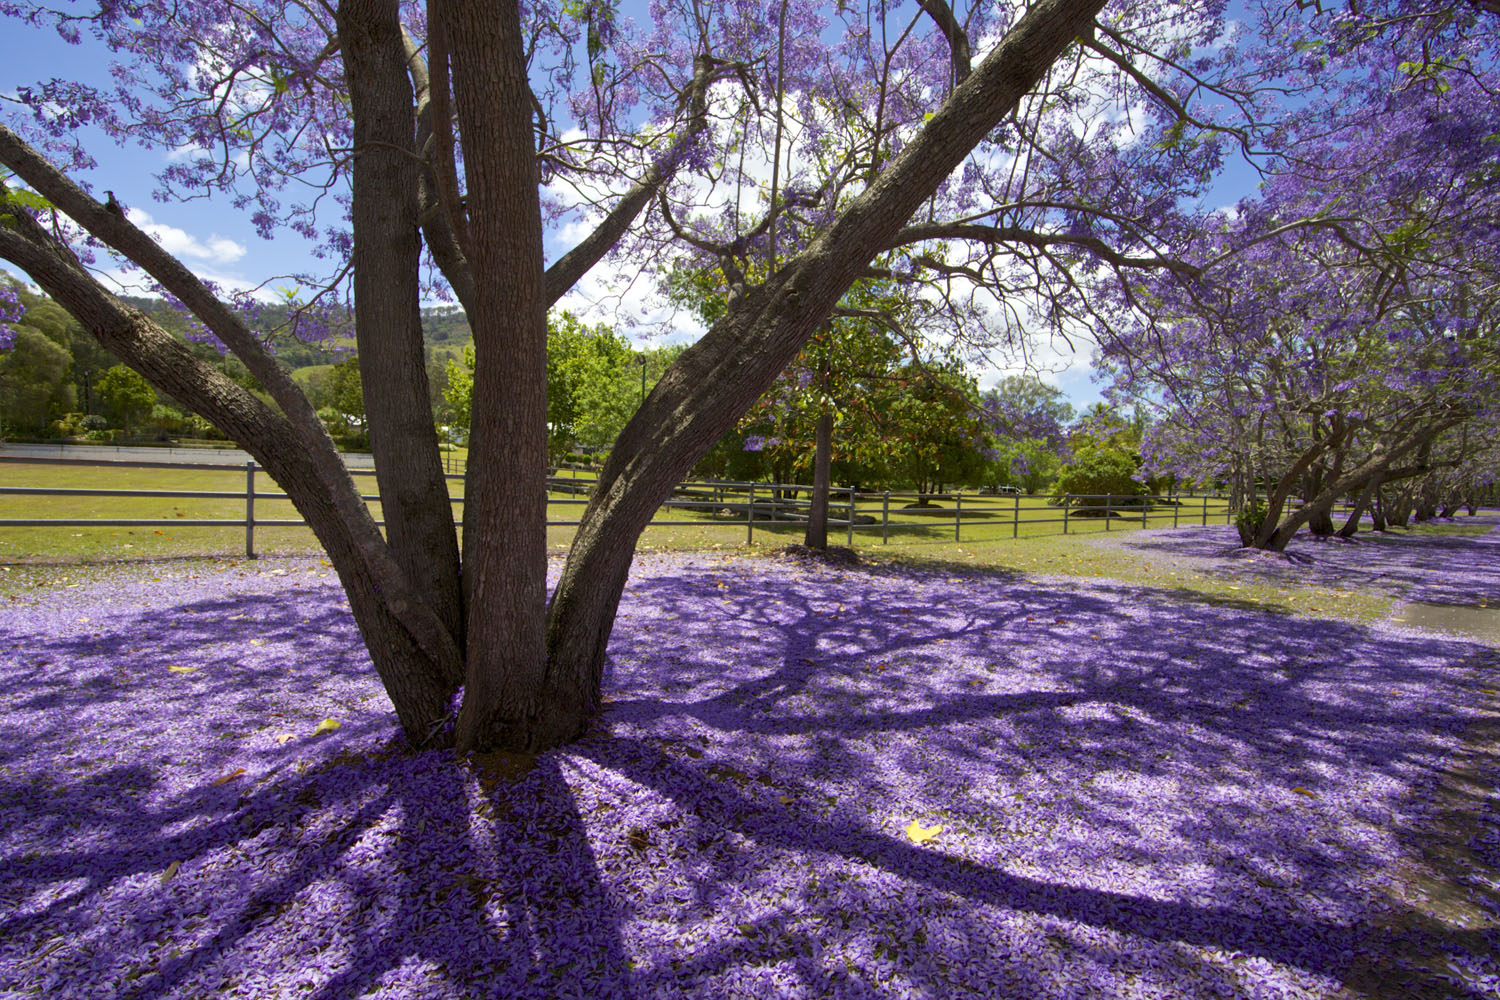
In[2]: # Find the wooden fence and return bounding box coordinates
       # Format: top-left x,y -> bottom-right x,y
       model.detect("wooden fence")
0,456 -> 1233,558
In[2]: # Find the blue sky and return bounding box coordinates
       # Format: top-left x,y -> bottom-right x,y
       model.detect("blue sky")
2,6 -> 1263,411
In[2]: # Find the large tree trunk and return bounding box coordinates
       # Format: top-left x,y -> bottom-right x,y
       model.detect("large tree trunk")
804,409 -> 834,549
445,0 -> 559,752
339,0 -> 464,645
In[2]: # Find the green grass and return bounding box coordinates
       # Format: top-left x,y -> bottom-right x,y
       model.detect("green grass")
0,462 -> 1232,563
8,459 -> 1480,629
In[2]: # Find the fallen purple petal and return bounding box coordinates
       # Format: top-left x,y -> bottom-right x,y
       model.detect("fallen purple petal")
1,522 -> 1497,998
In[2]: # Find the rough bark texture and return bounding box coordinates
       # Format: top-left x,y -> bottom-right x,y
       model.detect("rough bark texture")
543,0 -> 1110,721
804,409 -> 833,550
445,0 -> 558,751
340,0 -> 464,647
0,198 -> 456,742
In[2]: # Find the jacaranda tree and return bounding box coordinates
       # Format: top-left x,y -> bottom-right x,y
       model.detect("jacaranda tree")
0,0 -> 1377,751
1091,0 -> 1500,550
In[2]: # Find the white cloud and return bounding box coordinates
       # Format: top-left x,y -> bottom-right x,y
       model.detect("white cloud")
124,207 -> 247,266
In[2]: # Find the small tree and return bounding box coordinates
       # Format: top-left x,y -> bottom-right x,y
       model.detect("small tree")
96,363 -> 156,435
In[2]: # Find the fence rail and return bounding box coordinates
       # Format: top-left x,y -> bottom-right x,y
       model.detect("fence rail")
0,457 -> 1233,558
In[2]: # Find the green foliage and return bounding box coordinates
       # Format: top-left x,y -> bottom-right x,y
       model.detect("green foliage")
96,364 -> 157,434
989,438 -> 1063,494
1235,497 -> 1269,545
443,347 -> 473,429
444,312 -> 670,461
1051,449 -> 1146,502
326,356 -> 366,431
0,324 -> 75,434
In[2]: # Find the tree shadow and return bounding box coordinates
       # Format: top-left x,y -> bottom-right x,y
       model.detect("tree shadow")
0,579 -> 636,998
2,551 -> 1498,996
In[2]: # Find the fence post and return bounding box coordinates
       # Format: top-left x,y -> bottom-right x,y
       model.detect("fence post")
955,490 -> 962,542
1174,496 -> 1180,528
245,461 -> 257,560
1013,491 -> 1020,538
882,490 -> 890,544
747,482 -> 755,545
1063,494 -> 1070,534
1202,494 -> 1208,526
1105,493 -> 1112,531
846,487 -> 855,547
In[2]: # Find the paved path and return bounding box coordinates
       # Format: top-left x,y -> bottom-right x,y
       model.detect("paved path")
1388,520 -> 1500,647
0,441 -> 375,468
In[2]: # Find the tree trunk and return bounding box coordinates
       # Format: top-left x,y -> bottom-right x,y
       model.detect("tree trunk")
804,409 -> 833,549
339,0 -> 464,645
445,0 -> 558,752
1337,477 -> 1380,538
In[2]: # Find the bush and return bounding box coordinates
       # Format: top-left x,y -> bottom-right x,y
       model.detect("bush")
1050,450 -> 1147,503
1235,498 -> 1268,545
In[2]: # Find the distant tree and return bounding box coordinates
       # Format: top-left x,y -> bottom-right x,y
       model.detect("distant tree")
96,363 -> 156,434
1052,406 -> 1147,505
0,323 -> 74,433
447,313 -> 672,461
327,356 -> 367,433
981,376 -> 1074,493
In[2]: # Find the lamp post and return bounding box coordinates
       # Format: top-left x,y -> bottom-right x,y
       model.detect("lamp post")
81,369 -> 92,415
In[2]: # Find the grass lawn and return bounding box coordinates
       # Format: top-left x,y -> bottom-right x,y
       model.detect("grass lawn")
2,462 -> 1498,998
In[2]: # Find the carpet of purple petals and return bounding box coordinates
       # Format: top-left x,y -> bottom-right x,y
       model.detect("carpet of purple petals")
2,522 -> 1499,999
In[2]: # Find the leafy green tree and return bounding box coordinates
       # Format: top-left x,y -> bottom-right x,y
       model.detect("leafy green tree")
327,356 -> 367,432
96,363 -> 156,434
1052,406 -> 1148,505
0,323 -> 74,433
447,313 -> 669,461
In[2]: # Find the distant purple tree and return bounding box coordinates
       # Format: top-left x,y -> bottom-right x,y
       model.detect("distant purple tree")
1094,2 -> 1500,549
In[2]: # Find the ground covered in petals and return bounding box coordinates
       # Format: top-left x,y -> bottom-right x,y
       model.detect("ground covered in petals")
3,522 -> 1499,999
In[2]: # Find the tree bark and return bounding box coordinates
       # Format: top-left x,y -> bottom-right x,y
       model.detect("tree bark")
445,0 -> 558,752
339,0 -> 464,646
804,409 -> 833,549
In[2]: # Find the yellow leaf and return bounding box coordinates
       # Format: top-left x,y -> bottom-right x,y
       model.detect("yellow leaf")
250,639 -> 266,646
906,820 -> 944,844
777,794 -> 794,805
167,665 -> 198,674
212,768 -> 246,786
274,732 -> 297,745
311,718 -> 341,736
160,860 -> 182,884
1292,786 -> 1317,798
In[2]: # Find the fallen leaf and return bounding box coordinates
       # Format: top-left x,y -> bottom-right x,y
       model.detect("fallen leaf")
160,860 -> 182,884
311,718 -> 341,736
167,665 -> 198,674
1292,786 -> 1317,798
212,768 -> 246,786
274,733 -> 297,745
906,820 -> 944,844
777,794 -> 794,805
249,639 -> 266,646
